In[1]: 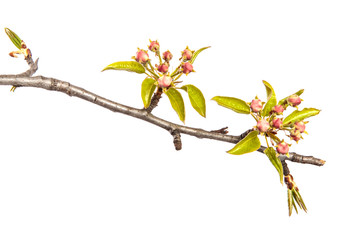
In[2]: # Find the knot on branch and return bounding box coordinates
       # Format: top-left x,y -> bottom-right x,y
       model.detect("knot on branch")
170,129 -> 182,151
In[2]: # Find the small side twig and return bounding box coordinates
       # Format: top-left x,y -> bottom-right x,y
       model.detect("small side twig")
170,129 -> 182,151
145,87 -> 163,113
283,152 -> 326,167
281,159 -> 290,176
210,127 -> 228,134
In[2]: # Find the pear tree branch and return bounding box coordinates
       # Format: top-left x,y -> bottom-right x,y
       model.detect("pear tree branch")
0,60 -> 325,167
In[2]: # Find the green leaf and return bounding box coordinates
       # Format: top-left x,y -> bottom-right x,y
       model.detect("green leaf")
287,189 -> 293,216
165,88 -> 185,123
227,131 -> 261,155
261,80 -> 277,116
283,108 -> 320,125
102,61 -> 146,74
278,89 -> 304,105
264,147 -> 283,184
5,28 -> 22,49
181,84 -> 206,117
212,96 -> 250,114
190,46 -> 210,64
141,78 -> 157,108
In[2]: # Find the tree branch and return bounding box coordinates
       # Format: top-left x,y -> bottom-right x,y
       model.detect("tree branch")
0,65 -> 325,167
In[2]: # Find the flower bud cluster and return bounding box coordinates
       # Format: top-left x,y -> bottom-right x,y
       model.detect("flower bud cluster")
250,94 -> 309,156
133,40 -> 198,89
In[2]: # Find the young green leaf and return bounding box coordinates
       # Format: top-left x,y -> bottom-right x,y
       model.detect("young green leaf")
166,88 -> 186,123
292,188 -> 307,213
181,84 -> 206,117
264,147 -> 283,184
212,96 -> 250,114
283,108 -> 320,125
102,61 -> 146,74
278,89 -> 304,105
227,131 -> 261,155
261,80 -> 277,116
190,46 -> 210,64
141,78 -> 157,108
287,189 -> 293,216
5,28 -> 22,50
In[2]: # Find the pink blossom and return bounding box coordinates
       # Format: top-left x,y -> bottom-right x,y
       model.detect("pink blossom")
162,50 -> 173,61
135,49 -> 149,63
294,121 -> 306,133
276,141 -> 289,155
182,62 -> 193,74
288,94 -> 301,107
272,105 -> 284,114
257,119 -> 270,132
272,118 -> 283,129
158,75 -> 172,88
157,63 -> 169,73
250,99 -> 263,113
181,47 -> 193,60
148,40 -> 160,52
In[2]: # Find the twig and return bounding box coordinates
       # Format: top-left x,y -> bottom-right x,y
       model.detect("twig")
145,87 -> 163,113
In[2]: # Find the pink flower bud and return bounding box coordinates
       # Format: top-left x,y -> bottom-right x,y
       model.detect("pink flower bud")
250,99 -> 262,113
157,62 -> 169,73
288,94 -> 301,107
181,46 -> 193,61
135,49 -> 149,63
294,121 -> 306,133
158,75 -> 172,88
290,130 -> 301,142
276,141 -> 289,155
257,119 -> 270,132
272,118 -> 283,129
148,40 -> 160,52
182,62 -> 193,74
163,50 -> 173,61
272,105 -> 284,114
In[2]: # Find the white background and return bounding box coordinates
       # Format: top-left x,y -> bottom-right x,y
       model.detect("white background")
0,0 -> 343,239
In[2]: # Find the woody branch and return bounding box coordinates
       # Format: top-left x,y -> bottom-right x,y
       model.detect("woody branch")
0,59 -> 325,167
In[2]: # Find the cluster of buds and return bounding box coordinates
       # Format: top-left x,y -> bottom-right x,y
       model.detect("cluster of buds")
133,40 -> 197,89
250,94 -> 307,156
